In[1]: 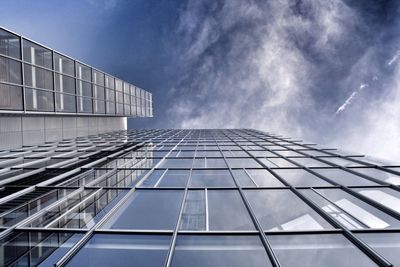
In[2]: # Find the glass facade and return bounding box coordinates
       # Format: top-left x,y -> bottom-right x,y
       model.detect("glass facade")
0,128 -> 399,266
0,27 -> 152,116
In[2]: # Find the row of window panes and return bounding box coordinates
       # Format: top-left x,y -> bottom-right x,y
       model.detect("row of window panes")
4,230 -> 399,267
98,187 -> 400,232
0,28 -> 152,115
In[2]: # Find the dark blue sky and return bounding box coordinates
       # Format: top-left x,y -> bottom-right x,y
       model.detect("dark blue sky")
1,0 -> 399,160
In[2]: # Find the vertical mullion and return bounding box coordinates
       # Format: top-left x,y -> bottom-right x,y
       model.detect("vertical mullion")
217,130 -> 281,267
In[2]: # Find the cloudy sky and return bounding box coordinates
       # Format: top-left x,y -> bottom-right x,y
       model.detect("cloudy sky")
1,0 -> 399,161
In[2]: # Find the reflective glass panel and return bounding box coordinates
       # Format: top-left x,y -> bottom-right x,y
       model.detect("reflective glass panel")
312,168 -> 378,186
67,234 -> 171,267
274,168 -> 331,187
103,190 -> 184,230
190,170 -> 235,187
244,189 -> 333,231
0,29 -> 20,59
356,233 -> 400,267
171,235 -> 272,267
351,168 -> 400,185
268,234 -> 377,267
301,189 -> 400,229
208,190 -> 255,230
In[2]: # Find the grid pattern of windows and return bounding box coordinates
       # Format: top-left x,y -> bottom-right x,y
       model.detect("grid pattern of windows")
0,27 -> 153,117
0,129 -> 400,266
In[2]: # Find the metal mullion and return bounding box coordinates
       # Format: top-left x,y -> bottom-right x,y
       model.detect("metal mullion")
154,168 -> 169,188
243,168 -> 258,186
164,130 -> 196,267
232,129 -> 394,267
205,188 -> 209,231
216,133 -> 281,267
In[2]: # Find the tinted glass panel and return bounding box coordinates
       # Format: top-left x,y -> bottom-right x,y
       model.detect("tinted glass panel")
357,233 -> 400,267
274,168 -> 331,187
171,235 -> 272,267
245,189 -> 333,231
190,170 -> 235,187
0,56 -> 21,84
313,168 -> 378,186
208,190 -> 255,230
268,234 -> 377,267
103,190 -> 184,230
0,83 -> 22,110
0,29 -> 20,59
67,234 -> 171,267
301,188 -> 400,229
23,39 -> 52,68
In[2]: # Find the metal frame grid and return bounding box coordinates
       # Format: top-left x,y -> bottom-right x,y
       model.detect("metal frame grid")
0,129 -> 400,266
0,26 -> 153,117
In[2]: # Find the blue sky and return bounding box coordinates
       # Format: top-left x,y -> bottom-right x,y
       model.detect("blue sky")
1,0 -> 400,161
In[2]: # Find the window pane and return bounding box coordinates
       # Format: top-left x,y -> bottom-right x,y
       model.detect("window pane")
54,53 -> 74,76
232,169 -> 256,187
0,83 -> 22,110
76,63 -> 91,81
268,234 -> 377,267
94,99 -> 105,114
246,169 -> 285,187
76,80 -> 92,97
312,168 -> 378,186
0,231 -> 81,267
226,158 -> 262,168
0,29 -> 20,59
0,56 -> 22,84
55,74 -> 75,94
190,170 -> 235,187
24,65 -> 53,90
356,233 -> 400,267
289,157 -> 331,167
274,168 -> 331,187
208,190 -> 255,230
140,169 -> 165,187
159,158 -> 193,168
92,70 -> 104,86
77,97 -> 92,113
25,88 -> 54,111
105,75 -> 114,89
67,234 -> 171,267
158,169 -> 190,187
180,190 -> 206,230
301,188 -> 400,229
351,168 -> 400,185
102,190 -> 184,230
56,93 -> 76,112
265,158 -> 296,167
354,187 -> 400,214
23,39 -> 52,68
171,235 -> 272,267
245,189 -> 333,231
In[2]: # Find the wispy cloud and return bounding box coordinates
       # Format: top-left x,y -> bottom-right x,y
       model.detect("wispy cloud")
335,84 -> 368,114
387,50 -> 400,66
166,0 -> 400,161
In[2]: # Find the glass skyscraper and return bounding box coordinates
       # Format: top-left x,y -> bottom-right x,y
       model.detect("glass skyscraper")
1,28 -> 400,267
0,129 -> 399,266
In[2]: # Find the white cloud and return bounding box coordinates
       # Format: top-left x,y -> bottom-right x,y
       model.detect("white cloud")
167,0 -> 400,161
